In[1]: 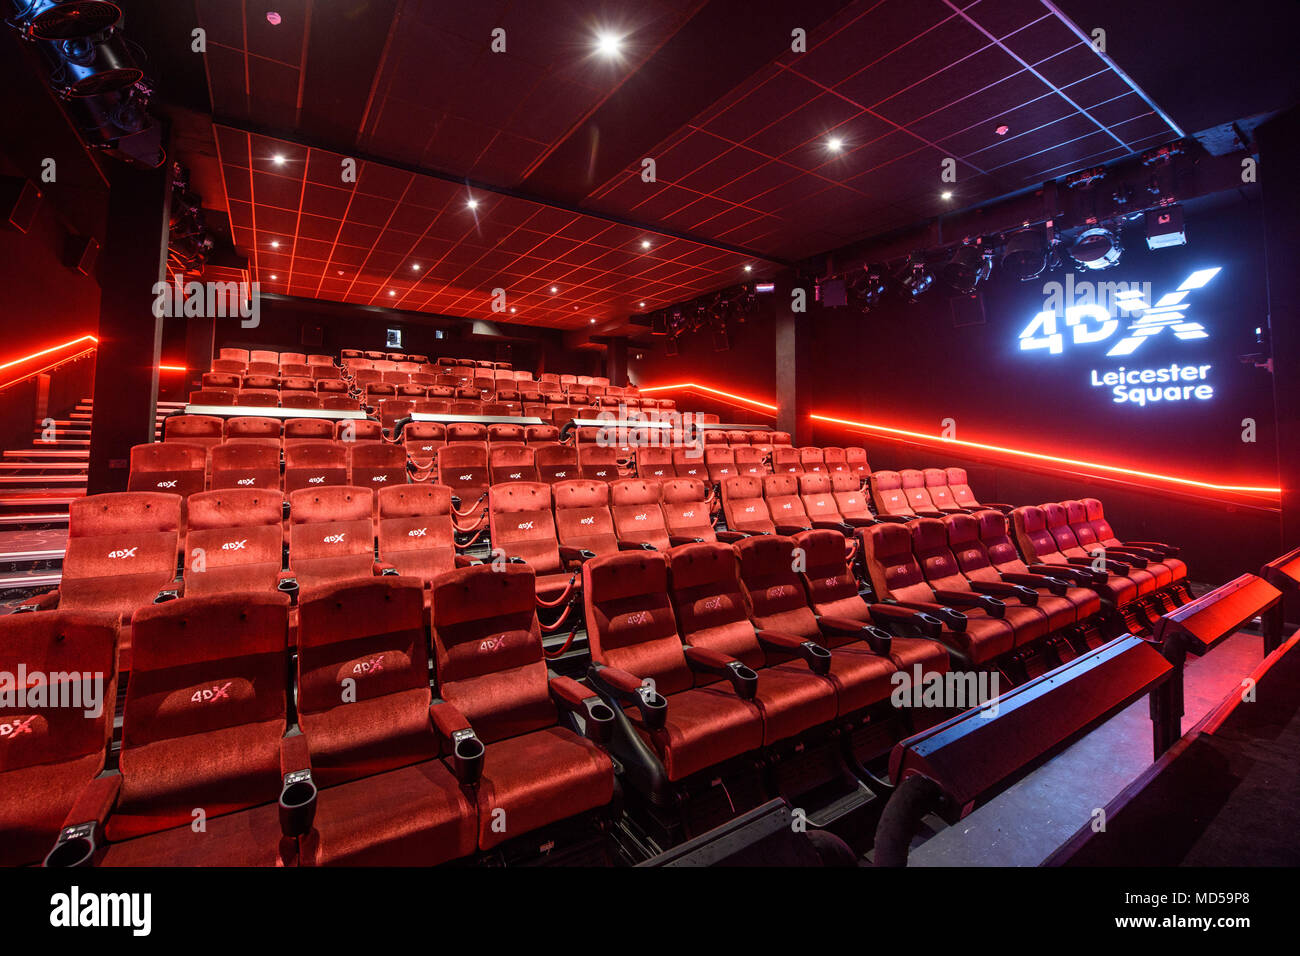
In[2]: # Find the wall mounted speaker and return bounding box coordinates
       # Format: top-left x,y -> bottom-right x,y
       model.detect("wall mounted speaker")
301,323 -> 324,347
65,234 -> 100,275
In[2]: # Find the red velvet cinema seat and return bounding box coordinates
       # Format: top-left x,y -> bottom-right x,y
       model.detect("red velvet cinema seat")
667,543 -> 838,746
943,512 -> 1099,634
1064,498 -> 1183,593
285,441 -> 349,494
488,481 -> 585,612
858,521 -> 1016,666
553,478 -> 621,557
48,593 -> 300,866
583,550 -> 765,788
662,477 -> 736,544
127,442 -> 206,498
349,441 -> 409,497
734,534 -> 898,717
792,529 -> 949,680
182,488 -> 284,596
430,564 -> 617,853
210,440 -> 281,491
610,478 -> 670,550
0,611 -> 119,866
1079,497 -> 1189,597
720,475 -> 776,535
293,577 -> 476,866
1040,502 -> 1159,598
30,492 -> 182,672
286,486 -> 379,593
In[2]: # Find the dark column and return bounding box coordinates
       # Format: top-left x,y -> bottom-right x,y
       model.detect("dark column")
607,336 -> 628,388
87,162 -> 171,494
1259,107 -> 1300,621
183,315 -> 215,399
774,271 -> 814,444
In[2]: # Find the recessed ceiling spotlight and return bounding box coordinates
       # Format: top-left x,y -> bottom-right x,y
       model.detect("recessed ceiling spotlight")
388,290 -> 396,297
266,12 -> 281,26
589,318 -> 597,324
941,191 -> 953,200
744,264 -> 753,272
272,155 -> 285,165
550,285 -> 558,293
411,263 -> 420,271
640,240 -> 651,249
466,198 -> 478,209
995,125 -> 1010,136
269,274 -> 278,280
337,270 -> 344,275
639,301 -> 646,307
270,240 -> 279,248
827,136 -> 843,152
594,31 -> 623,58
510,307 -> 517,313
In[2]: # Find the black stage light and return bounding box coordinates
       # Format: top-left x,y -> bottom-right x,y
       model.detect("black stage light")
942,242 -> 991,294
1070,226 -> 1122,270
896,257 -> 933,301
1001,227 -> 1047,281
50,31 -> 141,96
13,0 -> 122,40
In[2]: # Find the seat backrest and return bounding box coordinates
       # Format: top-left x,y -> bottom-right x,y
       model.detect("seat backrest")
445,421 -> 488,443
721,475 -> 775,534
1062,499 -> 1101,551
63,492 -> 181,585
210,440 -> 280,490
189,388 -> 237,405
660,478 -> 715,542
943,512 -> 1001,584
945,467 -> 981,509
487,423 -> 525,444
583,550 -> 693,696
525,424 -> 560,443
844,447 -> 869,474
610,478 -> 669,550
666,542 -> 764,672
339,419 -> 383,443
236,388 -> 281,407
578,443 -> 621,481
636,446 -> 674,479
218,347 -> 250,363
436,441 -> 490,503
284,440 -> 348,493
671,447 -> 707,481
534,443 -> 578,484
900,469 -> 938,514
922,468 -> 960,511
283,417 -> 334,442
704,445 -> 737,481
403,422 -> 445,465
202,371 -> 241,389
553,479 -> 618,555
870,470 -> 914,517
977,509 -> 1031,574
349,442 -> 408,495
771,446 -> 802,475
296,577 -> 434,785
114,592 -> 288,840
249,349 -> 278,364
164,414 -> 224,447
1080,497 -> 1119,545
183,488 -> 283,592
797,472 -> 842,524
489,481 -> 563,574
734,534 -> 819,641
1041,502 -> 1085,556
794,528 -> 868,622
831,471 -> 872,521
733,445 -> 768,476
287,486 -> 375,589
1010,505 -> 1069,564
762,473 -> 810,529
430,564 -> 557,744
488,443 -> 537,484
798,446 -> 825,472
377,483 -> 456,582
225,416 -> 281,441
859,521 -> 932,604
909,517 -> 968,591
128,441 -> 206,497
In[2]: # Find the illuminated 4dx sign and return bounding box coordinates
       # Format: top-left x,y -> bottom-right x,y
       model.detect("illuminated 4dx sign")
1018,267 -> 1221,357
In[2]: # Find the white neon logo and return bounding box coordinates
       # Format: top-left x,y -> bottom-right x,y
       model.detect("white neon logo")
1018,267 -> 1220,357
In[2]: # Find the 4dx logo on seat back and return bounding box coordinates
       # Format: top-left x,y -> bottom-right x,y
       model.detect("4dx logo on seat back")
0,715 -> 36,738
107,547 -> 137,559
190,682 -> 232,703
323,532 -> 346,544
1018,267 -> 1220,357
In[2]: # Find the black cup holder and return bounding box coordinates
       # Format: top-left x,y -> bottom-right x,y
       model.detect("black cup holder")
277,578 -> 300,604
637,688 -> 668,729
278,772 -> 317,836
44,833 -> 95,868
584,700 -> 616,743
587,701 -> 615,723
451,729 -> 485,783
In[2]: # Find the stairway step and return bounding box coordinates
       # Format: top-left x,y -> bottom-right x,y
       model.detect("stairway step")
0,512 -> 70,526
0,571 -> 61,590
32,439 -> 90,447
0,476 -> 88,485
0,462 -> 89,470
3,449 -> 89,458
0,548 -> 65,563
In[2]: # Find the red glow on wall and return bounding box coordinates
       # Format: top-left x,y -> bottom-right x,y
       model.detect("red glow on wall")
637,380 -> 1281,498
0,334 -> 98,391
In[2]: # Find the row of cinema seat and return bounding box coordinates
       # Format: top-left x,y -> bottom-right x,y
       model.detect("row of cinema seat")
4,570 -> 621,867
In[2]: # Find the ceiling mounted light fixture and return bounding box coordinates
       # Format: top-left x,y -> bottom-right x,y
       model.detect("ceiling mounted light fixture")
17,0 -> 122,40
1001,227 -> 1048,281
1069,226 -> 1122,271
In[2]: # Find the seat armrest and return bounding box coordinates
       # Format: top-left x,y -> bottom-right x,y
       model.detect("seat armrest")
1126,540 -> 1178,557
586,664 -> 667,729
429,699 -> 484,786
278,730 -> 317,837
668,535 -> 706,546
866,603 -> 942,639
843,516 -> 877,528
872,513 -> 912,523
984,503 -> 1015,513
715,530 -> 748,543
999,572 -> 1067,596
774,522 -> 812,536
969,579 -> 1038,605
153,582 -> 182,603
558,545 -> 597,569
682,645 -> 757,700
1026,563 -> 1095,586
754,628 -> 831,674
24,589 -> 60,611
617,540 -> 657,551
373,560 -> 399,576
44,773 -> 123,867
810,519 -> 853,534
549,676 -> 615,745
1066,555 -> 1131,575
1104,547 -> 1154,567
930,589 -> 1006,617
816,616 -> 892,656
888,599 -> 968,632
453,553 -> 476,568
